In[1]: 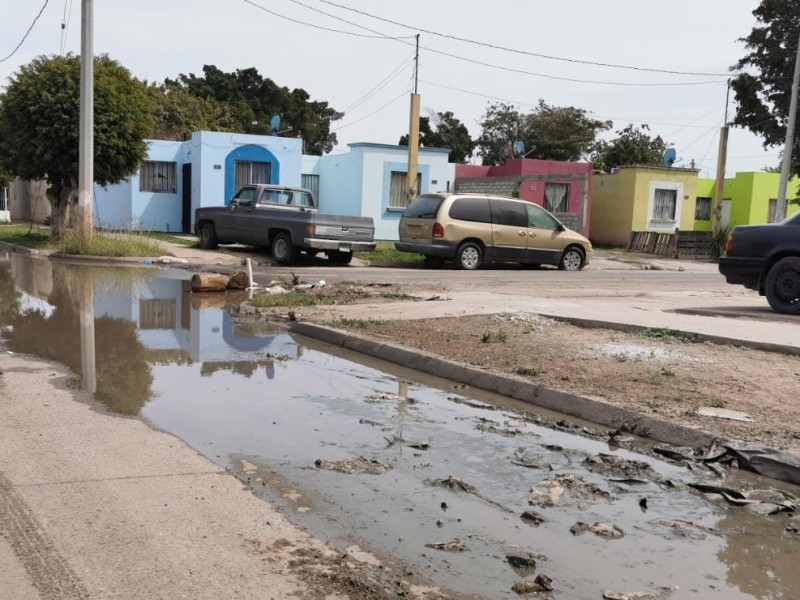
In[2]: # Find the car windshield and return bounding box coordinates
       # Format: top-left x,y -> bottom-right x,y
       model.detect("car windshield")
403,196 -> 443,219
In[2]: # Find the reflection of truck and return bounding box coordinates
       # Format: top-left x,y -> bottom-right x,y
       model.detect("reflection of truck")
194,184 -> 376,265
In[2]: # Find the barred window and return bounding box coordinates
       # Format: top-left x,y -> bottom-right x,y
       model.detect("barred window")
694,197 -> 712,221
653,188 -> 677,221
139,299 -> 176,330
139,161 -> 177,193
0,187 -> 8,211
389,171 -> 420,209
301,174 -> 320,201
544,182 -> 570,213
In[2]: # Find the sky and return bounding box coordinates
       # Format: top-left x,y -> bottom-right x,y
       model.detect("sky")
0,0 -> 784,178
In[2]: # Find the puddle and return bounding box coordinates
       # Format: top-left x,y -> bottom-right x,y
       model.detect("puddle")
3,254 -> 800,599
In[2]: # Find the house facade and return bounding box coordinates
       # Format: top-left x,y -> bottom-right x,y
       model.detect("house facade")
454,159 -> 593,237
590,166 -> 699,247
302,143 -> 455,241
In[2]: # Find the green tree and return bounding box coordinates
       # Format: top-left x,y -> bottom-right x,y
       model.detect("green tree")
166,65 -> 343,155
731,0 -> 800,177
0,54 -> 153,238
148,83 -> 237,141
591,124 -> 669,172
477,101 -> 611,165
399,111 -> 475,163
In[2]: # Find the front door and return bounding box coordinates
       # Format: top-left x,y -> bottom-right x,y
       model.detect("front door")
489,199 -> 528,261
525,204 -> 565,265
720,199 -> 732,228
182,164 -> 192,233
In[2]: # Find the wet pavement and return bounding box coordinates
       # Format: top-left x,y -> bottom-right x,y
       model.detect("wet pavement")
2,253 -> 800,599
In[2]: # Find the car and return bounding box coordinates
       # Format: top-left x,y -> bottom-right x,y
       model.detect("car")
395,193 -> 592,271
719,212 -> 800,314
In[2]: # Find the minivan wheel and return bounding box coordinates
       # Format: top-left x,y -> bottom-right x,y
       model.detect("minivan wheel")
423,255 -> 445,269
765,257 -> 800,315
455,242 -> 482,270
271,233 -> 298,265
559,247 -> 585,271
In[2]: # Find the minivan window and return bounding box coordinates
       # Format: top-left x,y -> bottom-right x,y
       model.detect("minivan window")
490,199 -> 527,227
449,197 -> 492,223
526,204 -> 560,230
403,196 -> 443,219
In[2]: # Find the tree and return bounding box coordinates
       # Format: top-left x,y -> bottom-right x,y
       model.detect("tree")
165,65 -> 343,155
591,124 -> 668,172
148,84 -> 237,141
399,111 -> 476,163
477,101 -> 611,165
731,0 -> 800,177
0,54 -> 153,238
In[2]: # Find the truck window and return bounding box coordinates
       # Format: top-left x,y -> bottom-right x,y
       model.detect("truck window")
294,192 -> 314,207
259,190 -> 293,206
404,196 -> 443,219
236,187 -> 256,206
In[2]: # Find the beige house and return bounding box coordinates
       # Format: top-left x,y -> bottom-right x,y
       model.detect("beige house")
7,179 -> 51,224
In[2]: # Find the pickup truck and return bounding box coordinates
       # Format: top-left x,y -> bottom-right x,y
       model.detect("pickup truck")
194,184 -> 376,265
718,212 -> 800,314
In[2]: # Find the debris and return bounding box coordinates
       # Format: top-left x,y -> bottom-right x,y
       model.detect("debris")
583,454 -> 658,481
697,407 -> 754,422
156,255 -> 189,264
227,271 -> 250,290
384,435 -> 430,450
476,417 -> 524,437
506,551 -> 538,572
721,446 -> 800,485
190,273 -> 228,292
603,591 -> 673,600
639,498 -> 648,512
365,392 -> 405,403
263,285 -> 289,295
528,474 -> 613,509
512,574 -> 553,594
652,447 -> 694,462
314,456 -> 391,475
520,510 -> 547,526
687,482 -> 796,514
570,522 -> 625,539
429,476 -> 478,494
425,540 -> 466,552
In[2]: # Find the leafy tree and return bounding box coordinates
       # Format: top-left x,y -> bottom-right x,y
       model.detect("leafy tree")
591,124 -> 669,172
731,0 -> 800,177
399,111 -> 476,163
165,65 -> 342,155
0,54 -> 153,238
148,84 -> 237,141
477,101 -> 611,165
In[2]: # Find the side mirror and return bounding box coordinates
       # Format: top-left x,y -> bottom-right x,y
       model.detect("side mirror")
230,199 -> 239,211
557,223 -> 566,232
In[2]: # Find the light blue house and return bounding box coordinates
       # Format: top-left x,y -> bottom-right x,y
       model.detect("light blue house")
302,143 -> 455,241
94,131 -> 302,232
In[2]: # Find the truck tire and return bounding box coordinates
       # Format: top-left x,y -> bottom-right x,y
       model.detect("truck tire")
765,256 -> 800,315
271,232 -> 298,265
198,222 -> 219,250
328,250 -> 353,265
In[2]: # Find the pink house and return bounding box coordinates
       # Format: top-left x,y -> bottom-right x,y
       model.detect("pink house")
455,158 -> 593,236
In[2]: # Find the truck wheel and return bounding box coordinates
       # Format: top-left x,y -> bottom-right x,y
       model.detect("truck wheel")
328,250 -> 353,265
271,233 -> 298,265
765,257 -> 800,314
455,242 -> 482,270
198,223 -> 219,250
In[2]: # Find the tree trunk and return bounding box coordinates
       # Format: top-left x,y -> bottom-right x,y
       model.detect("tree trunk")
46,183 -> 75,239
190,273 -> 228,293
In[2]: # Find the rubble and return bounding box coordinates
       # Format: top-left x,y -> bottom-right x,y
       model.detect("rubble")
313,456 -> 391,475
570,522 -> 625,539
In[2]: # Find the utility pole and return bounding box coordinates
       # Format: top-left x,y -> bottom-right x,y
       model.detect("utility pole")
776,30 -> 800,222
406,34 -> 421,204
77,0 -> 94,239
712,80 -> 731,232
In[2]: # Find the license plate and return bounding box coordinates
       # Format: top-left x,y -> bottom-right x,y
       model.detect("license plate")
339,244 -> 352,253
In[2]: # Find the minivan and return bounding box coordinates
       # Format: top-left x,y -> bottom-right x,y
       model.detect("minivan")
395,193 -> 591,271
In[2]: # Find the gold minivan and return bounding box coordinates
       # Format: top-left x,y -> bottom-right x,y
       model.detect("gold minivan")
395,193 -> 592,270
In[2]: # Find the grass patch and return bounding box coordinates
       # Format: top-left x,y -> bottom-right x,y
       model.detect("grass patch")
250,291 -> 333,308
360,243 -> 424,266
57,231 -> 167,257
480,330 -> 507,344
338,318 -> 391,328
515,366 -> 545,377
0,224 -> 52,248
641,368 -> 677,386
638,327 -> 679,342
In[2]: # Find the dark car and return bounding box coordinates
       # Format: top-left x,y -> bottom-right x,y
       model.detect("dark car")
719,212 -> 800,314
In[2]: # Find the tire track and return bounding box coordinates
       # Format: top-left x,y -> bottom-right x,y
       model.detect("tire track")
0,470 -> 89,599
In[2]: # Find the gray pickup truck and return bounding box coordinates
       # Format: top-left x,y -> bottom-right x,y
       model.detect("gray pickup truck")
194,184 -> 375,265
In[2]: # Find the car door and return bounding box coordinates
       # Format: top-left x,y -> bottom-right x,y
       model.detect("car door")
525,203 -> 566,265
489,199 -> 528,261
224,186 -> 257,244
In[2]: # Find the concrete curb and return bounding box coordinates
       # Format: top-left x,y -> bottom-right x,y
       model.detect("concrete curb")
289,321 -> 714,449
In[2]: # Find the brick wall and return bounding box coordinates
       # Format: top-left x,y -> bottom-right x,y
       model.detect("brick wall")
454,178 -> 519,197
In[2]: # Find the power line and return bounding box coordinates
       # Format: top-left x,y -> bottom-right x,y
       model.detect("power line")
0,0 -> 50,64
333,88 -> 410,131
60,0 -> 74,54
342,53 -> 415,114
284,0 -> 727,87
314,0 -> 737,78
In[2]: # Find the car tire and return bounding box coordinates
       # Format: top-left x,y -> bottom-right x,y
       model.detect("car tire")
271,233 -> 298,265
559,246 -> 585,271
455,242 -> 482,270
198,222 -> 219,250
765,257 -> 800,315
328,250 -> 353,265
423,255 -> 445,269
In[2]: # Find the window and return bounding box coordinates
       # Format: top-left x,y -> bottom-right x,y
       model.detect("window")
695,197 -> 712,221
526,204 -> 560,230
139,299 -> 176,330
294,192 -> 314,207
301,173 -> 320,201
0,187 -> 8,211
405,196 -> 444,219
652,188 -> 677,221
389,171 -> 420,209
235,187 -> 257,206
543,182 -> 570,213
139,161 -> 177,193
234,161 -> 270,193
490,199 -> 527,227
259,189 -> 293,206
449,198 -> 491,223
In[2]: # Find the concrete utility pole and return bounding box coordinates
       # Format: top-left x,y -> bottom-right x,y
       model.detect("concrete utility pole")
406,34 -> 421,204
712,80 -> 731,232
76,0 -> 94,239
776,30 -> 800,222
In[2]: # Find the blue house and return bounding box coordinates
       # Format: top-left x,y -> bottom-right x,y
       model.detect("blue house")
93,131 -> 302,232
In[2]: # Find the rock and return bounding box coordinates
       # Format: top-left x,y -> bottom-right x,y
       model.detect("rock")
506,551 -> 538,571
570,522 -> 625,539
313,456 -> 390,475
190,273 -> 228,292
425,540 -> 466,552
520,510 -> 546,526
512,574 -> 553,594
227,271 -> 250,290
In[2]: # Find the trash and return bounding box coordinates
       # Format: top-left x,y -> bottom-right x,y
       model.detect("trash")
603,591 -> 669,600
721,446 -> 800,485
696,407 -> 754,422
529,474 -> 613,509
506,551 -> 538,572
520,510 -> 547,526
314,456 -> 391,475
263,285 -> 289,295
512,574 -> 553,594
687,482 -> 796,514
652,447 -> 694,462
570,522 -> 625,539
156,256 -> 189,264
384,435 -> 429,450
425,540 -> 466,552
584,454 -> 658,481
639,498 -> 648,512
143,258 -> 152,265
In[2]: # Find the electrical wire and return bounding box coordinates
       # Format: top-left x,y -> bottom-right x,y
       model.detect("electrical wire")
314,0 -> 738,78
333,89 -> 410,131
0,0 -> 50,64
59,0 -> 68,54
342,53 -> 415,114
61,0 -> 74,54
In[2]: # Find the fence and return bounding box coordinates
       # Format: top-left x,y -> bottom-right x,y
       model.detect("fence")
627,230 -> 712,260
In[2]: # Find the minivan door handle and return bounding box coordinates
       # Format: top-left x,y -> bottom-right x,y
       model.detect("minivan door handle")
518,231 -> 526,237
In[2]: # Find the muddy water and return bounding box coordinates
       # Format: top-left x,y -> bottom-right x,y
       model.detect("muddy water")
3,255 -> 800,599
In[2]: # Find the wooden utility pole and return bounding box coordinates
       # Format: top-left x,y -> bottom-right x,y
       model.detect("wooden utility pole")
712,80 -> 731,232
776,30 -> 800,222
406,34 -> 421,204
76,0 -> 94,239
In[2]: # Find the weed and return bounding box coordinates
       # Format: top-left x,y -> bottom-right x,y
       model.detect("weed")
660,367 -> 676,377
339,318 -> 391,328
57,231 -> 166,257
250,291 -> 333,308
138,232 -> 198,248
381,291 -> 413,300
480,330 -> 507,344
515,366 -> 545,377
709,223 -> 734,262
638,328 -> 677,342
359,243 -> 424,266
642,368 -> 676,385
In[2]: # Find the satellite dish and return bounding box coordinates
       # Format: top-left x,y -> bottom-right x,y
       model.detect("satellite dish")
663,147 -> 677,168
270,114 -> 281,136
514,141 -> 525,157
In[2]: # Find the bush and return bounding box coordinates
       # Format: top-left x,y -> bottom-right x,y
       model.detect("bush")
708,224 -> 733,262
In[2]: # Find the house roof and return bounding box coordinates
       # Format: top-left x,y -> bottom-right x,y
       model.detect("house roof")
348,142 -> 451,154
